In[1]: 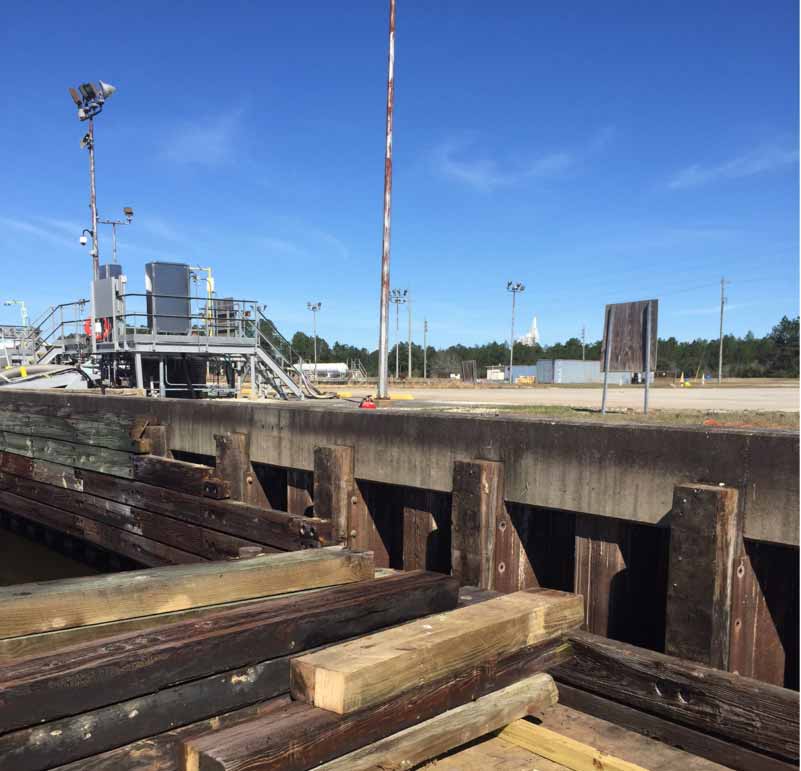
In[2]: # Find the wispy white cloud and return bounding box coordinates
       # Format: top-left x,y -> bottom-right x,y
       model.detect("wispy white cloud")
139,216 -> 186,243
0,216 -> 77,247
675,301 -> 758,317
435,126 -> 615,191
668,144 -> 798,189
163,109 -> 245,166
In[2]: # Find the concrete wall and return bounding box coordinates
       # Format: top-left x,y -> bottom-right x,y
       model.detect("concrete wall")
1,390 -> 797,545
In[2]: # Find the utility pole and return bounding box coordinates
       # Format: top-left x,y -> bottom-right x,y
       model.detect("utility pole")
506,281 -> 525,383
423,318 -> 428,379
390,288 -> 407,380
376,0 -> 396,399
581,324 -> 586,361
718,276 -> 727,384
307,301 -> 321,380
69,81 -> 117,280
407,291 -> 412,379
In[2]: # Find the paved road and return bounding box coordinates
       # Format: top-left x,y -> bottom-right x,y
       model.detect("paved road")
337,384 -> 799,411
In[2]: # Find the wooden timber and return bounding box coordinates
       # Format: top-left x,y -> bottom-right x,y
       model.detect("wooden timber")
0,408 -> 154,452
0,471 -> 262,561
0,547 -> 372,639
0,590 -> 316,663
556,684 -> 795,771
0,570 -> 456,733
665,483 -> 741,670
0,489 -> 198,567
291,588 -> 583,714
0,432 -> 135,477
214,433 -> 269,507
51,699 -> 296,771
0,658 -> 289,771
553,630 -> 799,763
183,637 -> 571,771
310,673 -> 558,771
0,453 -> 331,549
498,720 -> 648,771
451,459 -> 503,589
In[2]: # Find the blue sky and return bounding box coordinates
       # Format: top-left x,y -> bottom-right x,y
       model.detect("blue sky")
0,1 -> 797,349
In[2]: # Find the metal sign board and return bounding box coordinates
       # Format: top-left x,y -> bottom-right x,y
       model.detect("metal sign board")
601,299 -> 659,372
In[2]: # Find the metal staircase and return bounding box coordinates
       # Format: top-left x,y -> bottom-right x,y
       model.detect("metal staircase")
250,309 -> 335,400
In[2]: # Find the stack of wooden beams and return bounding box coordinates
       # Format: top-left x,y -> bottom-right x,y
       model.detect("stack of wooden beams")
0,408 -> 331,567
179,588 -> 584,771
0,548 -> 473,770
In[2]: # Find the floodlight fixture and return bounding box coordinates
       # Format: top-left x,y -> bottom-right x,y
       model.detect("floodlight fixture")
123,206 -> 134,222
68,87 -> 82,106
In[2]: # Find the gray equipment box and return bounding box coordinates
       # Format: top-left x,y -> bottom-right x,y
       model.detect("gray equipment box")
92,277 -> 119,319
145,262 -> 191,334
98,263 -> 124,279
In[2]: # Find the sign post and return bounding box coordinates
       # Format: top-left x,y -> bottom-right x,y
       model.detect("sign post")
601,299 -> 658,415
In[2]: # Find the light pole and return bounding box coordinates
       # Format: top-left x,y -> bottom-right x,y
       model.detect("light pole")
376,0 -> 396,400
423,318 -> 428,379
99,207 -> 134,264
68,81 -> 117,279
390,288 -> 407,380
407,291 -> 412,379
307,301 -> 321,380
506,281 -> 525,383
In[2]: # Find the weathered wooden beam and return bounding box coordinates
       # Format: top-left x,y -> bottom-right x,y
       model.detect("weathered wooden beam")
729,538 -> 797,687
0,432 -> 135,477
0,570 -> 456,733
286,468 -> 313,516
214,433 -> 268,507
0,452 -> 331,549
556,683 -> 796,771
574,513 -> 630,637
0,471 -> 262,561
0,657 -> 289,771
50,699 -> 295,771
498,719 -> 647,771
305,673 -> 558,771
132,455 -> 219,497
0,590 -> 318,664
313,445 -> 353,543
402,487 -> 451,572
553,630 -> 799,763
665,483 -> 741,670
183,636 -> 571,771
0,546 -> 371,639
0,489 -> 198,568
291,588 -> 582,714
451,459 -> 503,589
0,408 -> 154,452
142,424 -> 171,458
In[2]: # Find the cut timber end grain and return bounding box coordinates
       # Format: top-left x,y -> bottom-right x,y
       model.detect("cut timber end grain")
0,546 -> 374,638
290,588 -> 583,714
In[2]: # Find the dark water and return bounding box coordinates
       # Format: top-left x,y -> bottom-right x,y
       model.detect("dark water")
0,530 -> 99,586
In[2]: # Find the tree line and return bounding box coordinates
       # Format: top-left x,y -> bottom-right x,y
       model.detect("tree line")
274,315 -> 799,379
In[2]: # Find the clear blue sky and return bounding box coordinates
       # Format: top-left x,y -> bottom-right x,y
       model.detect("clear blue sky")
1,1 -> 797,349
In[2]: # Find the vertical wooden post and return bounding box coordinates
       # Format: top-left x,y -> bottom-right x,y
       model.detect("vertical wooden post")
286,469 -> 314,516
312,445 -> 389,565
214,433 -> 269,508
574,514 -> 630,638
493,502 -> 537,593
402,489 -> 450,573
313,446 -> 353,544
142,425 -> 171,458
451,459 -> 503,589
665,483 -> 741,670
729,539 -> 795,686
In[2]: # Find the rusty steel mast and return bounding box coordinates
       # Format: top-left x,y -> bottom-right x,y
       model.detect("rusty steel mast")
377,0 -> 396,399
